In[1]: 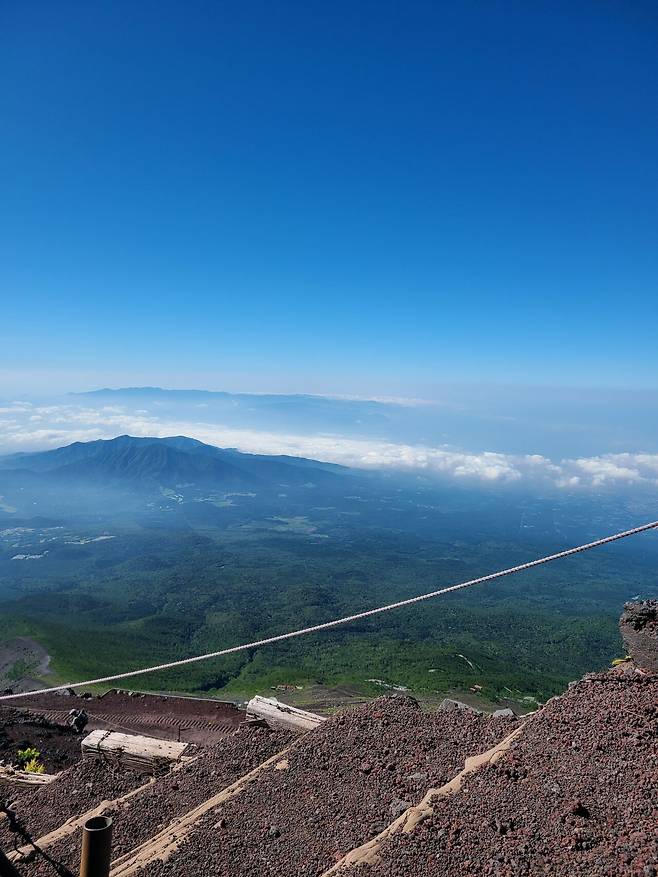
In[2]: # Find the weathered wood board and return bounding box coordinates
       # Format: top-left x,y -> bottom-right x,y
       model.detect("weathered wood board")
0,765 -> 56,789
245,696 -> 325,732
82,730 -> 191,773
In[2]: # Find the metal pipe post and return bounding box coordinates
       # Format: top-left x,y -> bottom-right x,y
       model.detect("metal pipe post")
79,815 -> 113,877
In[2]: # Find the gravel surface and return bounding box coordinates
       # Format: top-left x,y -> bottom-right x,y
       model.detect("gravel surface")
141,696 -> 520,877
350,668 -> 658,877
0,758 -> 145,855
15,724 -> 291,877
9,672 -> 652,877
0,708 -> 82,773
11,690 -> 244,745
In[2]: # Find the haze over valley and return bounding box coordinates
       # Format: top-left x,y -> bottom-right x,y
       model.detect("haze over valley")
3,385 -> 658,491
1,412 -> 656,708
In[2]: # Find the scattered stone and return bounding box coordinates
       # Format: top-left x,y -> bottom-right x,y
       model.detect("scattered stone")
389,798 -> 412,818
351,668 -> 658,877
404,772 -> 428,784
10,664 -> 656,877
134,697 -> 519,877
8,724 -> 291,875
570,799 -> 590,817
438,699 -> 479,713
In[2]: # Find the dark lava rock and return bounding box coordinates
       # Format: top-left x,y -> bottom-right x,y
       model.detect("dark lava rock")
492,708 -> 516,719
389,798 -> 412,818
620,601 -> 658,671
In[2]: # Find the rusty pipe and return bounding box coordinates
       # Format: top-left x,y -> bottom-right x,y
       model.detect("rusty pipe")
79,815 -> 113,877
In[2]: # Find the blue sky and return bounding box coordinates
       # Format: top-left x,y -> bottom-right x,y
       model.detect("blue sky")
1,1 -> 657,396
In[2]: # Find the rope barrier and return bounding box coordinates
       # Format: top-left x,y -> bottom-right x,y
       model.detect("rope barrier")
0,803 -> 73,876
1,519 -> 656,702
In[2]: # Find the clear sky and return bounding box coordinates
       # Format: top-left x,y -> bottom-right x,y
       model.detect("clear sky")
1,1 -> 657,397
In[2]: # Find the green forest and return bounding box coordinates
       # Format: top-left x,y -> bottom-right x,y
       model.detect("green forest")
2,478 -> 654,708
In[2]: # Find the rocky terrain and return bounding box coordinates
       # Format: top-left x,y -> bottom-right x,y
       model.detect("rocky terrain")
9,724 -> 291,876
345,667 -> 657,877
0,758 -> 145,853
0,709 -> 81,773
620,599 -> 658,673
0,602 -> 656,877
140,698 -> 519,877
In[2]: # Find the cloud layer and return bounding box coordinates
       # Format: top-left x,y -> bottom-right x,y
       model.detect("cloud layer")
1,400 -> 657,491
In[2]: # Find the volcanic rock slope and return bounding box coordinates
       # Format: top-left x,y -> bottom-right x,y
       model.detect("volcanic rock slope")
3,725 -> 292,877
139,698 -> 519,877
2,666 -> 657,877
3,699 -> 518,877
343,668 -> 658,877
620,600 -> 658,673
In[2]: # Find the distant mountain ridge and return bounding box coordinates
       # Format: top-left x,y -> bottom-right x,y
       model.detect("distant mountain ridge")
66,387 -> 400,449
0,435 -> 347,491
73,386 -> 383,404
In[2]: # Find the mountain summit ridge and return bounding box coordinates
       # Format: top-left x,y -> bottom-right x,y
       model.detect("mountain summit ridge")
0,434 -> 347,490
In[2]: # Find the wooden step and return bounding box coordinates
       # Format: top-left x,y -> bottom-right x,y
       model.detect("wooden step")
0,765 -> 56,790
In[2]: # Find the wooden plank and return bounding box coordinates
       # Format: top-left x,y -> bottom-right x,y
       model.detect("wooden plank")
82,730 -> 191,774
245,696 -> 325,732
0,765 -> 56,789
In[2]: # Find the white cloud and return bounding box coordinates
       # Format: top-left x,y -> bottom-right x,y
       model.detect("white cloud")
0,401 -> 657,492
327,394 -> 443,408
572,457 -> 642,486
0,404 -> 33,414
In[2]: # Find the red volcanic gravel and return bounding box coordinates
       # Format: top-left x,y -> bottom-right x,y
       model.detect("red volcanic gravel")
351,668 -> 658,877
14,724 -> 291,877
11,673 -> 654,877
0,708 -> 82,772
140,696 -> 520,877
0,758 -> 145,852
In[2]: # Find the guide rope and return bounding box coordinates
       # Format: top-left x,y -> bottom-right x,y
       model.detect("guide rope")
1,519 -> 656,702
0,803 -> 73,876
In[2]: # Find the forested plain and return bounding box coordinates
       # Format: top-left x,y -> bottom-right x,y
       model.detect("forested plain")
1,440 -> 656,707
